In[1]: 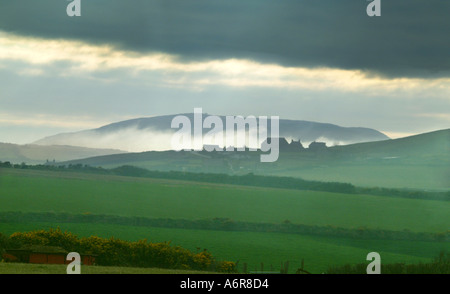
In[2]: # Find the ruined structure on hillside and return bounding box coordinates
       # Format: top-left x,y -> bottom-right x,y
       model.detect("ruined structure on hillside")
308,141 -> 327,151
262,137 -> 305,152
202,137 -> 328,153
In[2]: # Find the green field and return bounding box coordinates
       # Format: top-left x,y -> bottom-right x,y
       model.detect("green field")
63,151 -> 450,191
0,169 -> 448,232
55,129 -> 450,191
268,163 -> 449,191
0,262 -> 217,274
0,168 -> 448,273
0,222 -> 446,274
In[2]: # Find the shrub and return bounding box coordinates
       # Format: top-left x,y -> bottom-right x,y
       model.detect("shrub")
215,261 -> 237,273
6,228 -> 229,271
0,233 -> 9,258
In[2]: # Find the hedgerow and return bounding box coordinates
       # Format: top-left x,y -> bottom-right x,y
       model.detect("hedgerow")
8,228 -> 235,272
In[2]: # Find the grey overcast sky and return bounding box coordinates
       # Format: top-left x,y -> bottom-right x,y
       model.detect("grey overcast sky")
0,0 -> 449,144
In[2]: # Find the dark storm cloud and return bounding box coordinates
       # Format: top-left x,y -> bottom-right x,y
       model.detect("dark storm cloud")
0,0 -> 449,78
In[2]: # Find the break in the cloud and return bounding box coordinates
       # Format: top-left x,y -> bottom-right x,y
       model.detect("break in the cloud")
0,0 -> 449,78
2,31 -> 449,93
0,1 -> 449,145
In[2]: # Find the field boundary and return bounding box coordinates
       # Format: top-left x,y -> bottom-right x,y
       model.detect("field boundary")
1,211 -> 448,243
1,164 -> 449,201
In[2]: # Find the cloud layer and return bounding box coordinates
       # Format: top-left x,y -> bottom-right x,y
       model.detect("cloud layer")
0,1 -> 449,145
2,31 -> 449,94
1,0 -> 449,78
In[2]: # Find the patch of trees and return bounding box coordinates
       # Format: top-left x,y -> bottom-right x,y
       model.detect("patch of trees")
0,161 -> 12,168
2,212 -> 448,243
0,232 -> 10,256
114,167 -> 357,194
355,186 -> 450,201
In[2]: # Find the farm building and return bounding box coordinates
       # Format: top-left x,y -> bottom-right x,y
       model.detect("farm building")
2,245 -> 95,265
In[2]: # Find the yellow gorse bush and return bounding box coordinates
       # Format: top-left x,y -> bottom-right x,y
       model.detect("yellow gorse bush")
216,261 -> 236,273
8,228 -> 236,272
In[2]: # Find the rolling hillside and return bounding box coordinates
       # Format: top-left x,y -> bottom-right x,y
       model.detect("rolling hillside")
0,143 -> 126,164
50,129 -> 450,190
331,128 -> 449,158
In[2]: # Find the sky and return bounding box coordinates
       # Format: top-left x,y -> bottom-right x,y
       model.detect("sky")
0,0 -> 449,144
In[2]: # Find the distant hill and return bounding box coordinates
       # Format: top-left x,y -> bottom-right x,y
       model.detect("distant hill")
49,129 -> 449,190
0,143 -> 126,164
331,128 -> 449,157
33,113 -> 389,152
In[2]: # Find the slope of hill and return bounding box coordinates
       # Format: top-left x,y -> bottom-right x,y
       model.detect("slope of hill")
50,129 -> 449,190
331,128 -> 449,158
269,129 -> 450,190
0,143 -> 126,164
33,113 -> 389,152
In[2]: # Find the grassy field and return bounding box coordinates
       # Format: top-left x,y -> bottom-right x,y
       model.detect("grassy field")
0,168 -> 448,233
78,152 -> 449,191
0,168 -> 448,273
0,222 -> 446,274
269,163 -> 449,191
0,262 -> 217,274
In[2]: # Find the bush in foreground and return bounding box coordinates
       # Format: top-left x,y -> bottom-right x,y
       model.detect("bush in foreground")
7,228 -> 236,272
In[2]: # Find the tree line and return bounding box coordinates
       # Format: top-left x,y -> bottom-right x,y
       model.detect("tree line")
1,161 -> 448,201
1,212 -> 448,243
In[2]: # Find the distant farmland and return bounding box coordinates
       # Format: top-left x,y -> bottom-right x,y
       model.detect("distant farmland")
0,168 -> 448,232
0,168 -> 448,273
53,129 -> 450,191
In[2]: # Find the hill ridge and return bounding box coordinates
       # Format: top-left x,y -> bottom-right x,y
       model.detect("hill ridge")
33,113 -> 389,152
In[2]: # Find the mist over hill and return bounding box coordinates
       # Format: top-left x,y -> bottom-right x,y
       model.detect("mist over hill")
33,113 -> 389,152
49,128 -> 449,190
